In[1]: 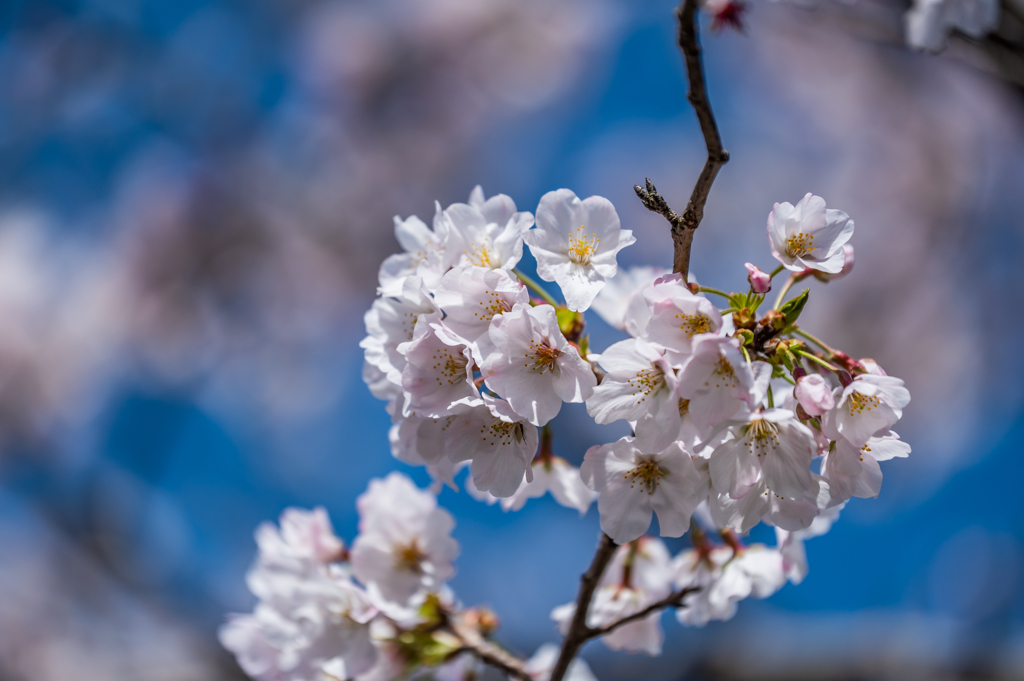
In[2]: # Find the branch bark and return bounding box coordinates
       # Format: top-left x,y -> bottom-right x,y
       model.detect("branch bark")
634,0 -> 729,281
547,533 -> 618,681
447,620 -> 532,681
583,587 -> 699,640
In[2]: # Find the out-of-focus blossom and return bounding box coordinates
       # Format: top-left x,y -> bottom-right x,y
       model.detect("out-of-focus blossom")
776,502 -> 845,585
767,193 -> 854,273
524,643 -> 598,681
501,454 -> 596,515
905,0 -> 999,51
523,189 -> 635,312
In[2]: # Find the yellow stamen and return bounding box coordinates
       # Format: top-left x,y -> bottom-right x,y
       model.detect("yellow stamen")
567,225 -> 600,265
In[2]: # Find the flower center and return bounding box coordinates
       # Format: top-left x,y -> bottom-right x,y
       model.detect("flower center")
626,366 -> 666,404
676,312 -> 712,338
567,225 -> 600,265
858,442 -> 872,461
678,398 -> 690,417
848,392 -> 881,415
624,460 -> 666,495
744,419 -> 780,458
473,290 -> 514,322
464,240 -> 496,268
526,340 -> 561,374
432,348 -> 469,386
393,540 -> 427,573
786,232 -> 815,258
705,356 -> 738,389
480,420 -> 527,448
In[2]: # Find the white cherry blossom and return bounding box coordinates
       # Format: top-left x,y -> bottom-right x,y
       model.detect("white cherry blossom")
821,431 -> 911,502
399,315 -> 481,418
590,265 -> 667,336
822,374 -> 911,446
361,276 -> 438,396
351,473 -> 459,606
586,338 -> 678,428
501,454 -> 597,515
767,193 -> 854,273
378,204 -> 450,297
443,194 -> 533,272
480,303 -> 596,426
676,335 -> 762,433
388,415 -> 460,490
672,544 -> 736,626
706,544 -> 786,611
793,372 -> 835,417
708,475 -> 830,533
523,189 -> 635,312
433,266 -> 529,364
905,0 -> 999,51
552,537 -> 674,655
776,502 -> 845,585
643,277 -> 723,364
707,408 -> 820,504
581,438 -> 708,544
445,394 -> 539,497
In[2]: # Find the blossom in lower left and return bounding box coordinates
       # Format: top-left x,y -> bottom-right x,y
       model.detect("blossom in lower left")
219,507 -> 379,681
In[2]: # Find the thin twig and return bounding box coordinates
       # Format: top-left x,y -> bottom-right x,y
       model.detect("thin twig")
548,533 -> 618,681
447,621 -> 532,681
583,587 -> 700,640
634,0 -> 729,280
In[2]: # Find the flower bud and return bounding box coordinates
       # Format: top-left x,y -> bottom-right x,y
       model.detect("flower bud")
760,309 -> 786,331
733,307 -> 756,330
836,369 -> 853,387
792,366 -> 807,381
744,263 -> 772,293
734,328 -> 754,346
793,373 -> 834,417
831,351 -> 865,374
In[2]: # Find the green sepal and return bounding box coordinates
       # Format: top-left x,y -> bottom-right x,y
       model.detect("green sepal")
779,289 -> 809,327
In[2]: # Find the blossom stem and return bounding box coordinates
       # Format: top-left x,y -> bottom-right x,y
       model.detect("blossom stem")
771,275 -> 796,310
583,587 -> 700,640
795,349 -> 840,372
548,533 -> 618,681
446,621 -> 531,681
513,269 -> 559,307
792,327 -> 834,354
769,264 -> 785,279
698,286 -> 731,300
767,383 -> 775,408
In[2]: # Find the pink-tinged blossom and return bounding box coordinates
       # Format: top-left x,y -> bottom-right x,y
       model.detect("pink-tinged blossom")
793,373 -> 835,417
675,335 -> 760,433
552,538 -> 674,655
767,193 -> 854,273
821,431 -> 910,502
586,338 -> 678,427
501,455 -> 596,515
822,374 -> 911,447
378,204 -> 450,297
581,438 -> 708,544
707,544 -> 786,611
351,473 -> 459,606
523,189 -> 635,312
220,509 -> 378,681
811,244 -> 855,282
523,643 -> 598,681
445,394 -> 539,497
744,263 -> 772,293
433,266 -> 529,364
707,409 -> 820,504
590,265 -> 668,336
643,278 -> 723,364
443,191 -> 533,271
633,392 -> 704,456
361,277 -> 438,396
704,0 -> 747,31
399,315 -> 481,418
708,475 -> 830,533
481,303 -> 596,426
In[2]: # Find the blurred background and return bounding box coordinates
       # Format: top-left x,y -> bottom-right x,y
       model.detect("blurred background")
1,0 -> 1023,679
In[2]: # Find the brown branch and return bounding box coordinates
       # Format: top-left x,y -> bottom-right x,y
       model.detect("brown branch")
583,587 -> 700,640
547,533 -> 618,681
634,0 -> 729,281
447,621 -> 532,681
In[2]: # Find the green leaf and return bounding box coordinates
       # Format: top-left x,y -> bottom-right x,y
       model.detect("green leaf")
779,289 -> 809,327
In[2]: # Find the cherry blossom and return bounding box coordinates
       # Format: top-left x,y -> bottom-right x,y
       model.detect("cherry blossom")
501,454 -> 597,515
672,544 -> 736,626
361,276 -> 438,397
707,408 -> 820,504
708,475 -> 829,532
822,374 -> 911,446
586,338 -> 678,429
523,188 -> 635,312
480,303 -> 596,426
351,473 -> 459,606
552,537 -> 674,655
675,335 -> 762,433
378,204 -> 450,297
443,192 -> 534,271
643,277 -> 723,363
905,0 -> 999,51
589,265 -> 667,336
399,315 -> 481,418
744,262 -> 772,293
767,193 -> 854,273
821,431 -> 911,502
793,372 -> 835,417
776,502 -> 845,585
581,438 -> 707,544
433,266 -> 529,364
445,394 -> 539,497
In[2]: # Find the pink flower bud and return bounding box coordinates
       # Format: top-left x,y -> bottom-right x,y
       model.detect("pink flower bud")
744,263 -> 772,294
794,373 -> 835,416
